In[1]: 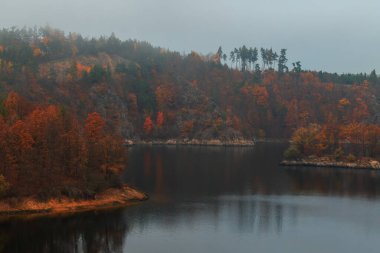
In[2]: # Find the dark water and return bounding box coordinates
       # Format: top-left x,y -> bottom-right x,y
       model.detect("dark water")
2,143 -> 380,253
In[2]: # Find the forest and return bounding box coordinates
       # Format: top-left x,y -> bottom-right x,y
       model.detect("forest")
0,92 -> 125,200
0,26 -> 380,196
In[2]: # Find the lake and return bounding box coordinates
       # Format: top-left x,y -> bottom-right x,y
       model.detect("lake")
2,143 -> 380,253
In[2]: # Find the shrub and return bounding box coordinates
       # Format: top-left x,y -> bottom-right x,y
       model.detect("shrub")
284,145 -> 301,160
347,154 -> 356,162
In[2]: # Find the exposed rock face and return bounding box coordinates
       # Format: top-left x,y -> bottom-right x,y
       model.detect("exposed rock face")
125,138 -> 254,146
370,160 -> 380,169
281,158 -> 380,170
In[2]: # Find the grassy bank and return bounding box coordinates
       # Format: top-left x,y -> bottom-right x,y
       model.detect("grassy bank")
0,185 -> 148,219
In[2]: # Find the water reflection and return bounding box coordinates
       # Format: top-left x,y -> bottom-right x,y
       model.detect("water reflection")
0,210 -> 129,253
121,196 -> 294,236
126,144 -> 380,199
286,167 -> 380,198
125,144 -> 289,198
2,144 -> 380,253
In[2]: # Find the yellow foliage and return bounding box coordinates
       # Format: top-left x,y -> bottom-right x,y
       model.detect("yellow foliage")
291,124 -> 327,156
339,98 -> 350,106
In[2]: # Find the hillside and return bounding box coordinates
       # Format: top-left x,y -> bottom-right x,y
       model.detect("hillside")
0,26 -> 379,141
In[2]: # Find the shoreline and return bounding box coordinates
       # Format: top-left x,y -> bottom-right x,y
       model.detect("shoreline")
0,185 -> 148,219
125,139 -> 255,146
280,159 -> 380,170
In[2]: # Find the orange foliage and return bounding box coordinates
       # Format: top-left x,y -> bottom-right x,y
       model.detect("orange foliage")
156,111 -> 164,128
33,47 -> 42,57
290,122 -> 380,159
300,72 -> 321,86
76,62 -> 91,78
339,98 -> 350,106
4,92 -> 21,111
352,98 -> 369,122
85,112 -> 105,142
252,86 -> 269,106
240,85 -> 269,106
290,124 -> 328,156
155,85 -> 176,110
3,92 -> 30,123
0,93 -> 125,198
10,120 -> 34,150
262,71 -> 277,86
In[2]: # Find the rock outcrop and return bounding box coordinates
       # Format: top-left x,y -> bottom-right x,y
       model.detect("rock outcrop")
125,138 -> 254,146
281,158 -> 380,170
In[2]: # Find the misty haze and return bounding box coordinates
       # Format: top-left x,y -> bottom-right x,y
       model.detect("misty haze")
2,0 -> 380,73
0,1 -> 380,253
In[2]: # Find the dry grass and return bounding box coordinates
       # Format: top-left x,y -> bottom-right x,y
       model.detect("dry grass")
0,185 -> 147,218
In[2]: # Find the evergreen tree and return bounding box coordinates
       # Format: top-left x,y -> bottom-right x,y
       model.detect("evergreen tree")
222,53 -> 227,63
217,46 -> 223,60
369,69 -> 378,85
278,49 -> 288,74
292,61 -> 302,73
254,64 -> 262,82
249,47 -> 258,71
229,51 -> 235,69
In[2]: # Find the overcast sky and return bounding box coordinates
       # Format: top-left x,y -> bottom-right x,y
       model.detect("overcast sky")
1,0 -> 379,73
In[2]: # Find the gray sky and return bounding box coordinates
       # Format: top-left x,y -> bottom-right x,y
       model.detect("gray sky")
1,0 -> 380,73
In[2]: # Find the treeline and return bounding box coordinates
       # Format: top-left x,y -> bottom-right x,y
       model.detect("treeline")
0,26 -> 377,85
219,46 -> 289,73
317,70 -> 378,85
0,26 -> 379,141
0,92 -> 125,200
0,26 -> 177,74
217,46 -> 378,85
285,123 -> 380,161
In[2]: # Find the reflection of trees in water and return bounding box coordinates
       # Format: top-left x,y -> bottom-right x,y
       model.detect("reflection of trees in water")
125,144 -> 288,198
8,145 -> 380,252
123,196 -> 298,236
0,196 -> 299,253
286,168 -> 380,198
0,209 -> 129,253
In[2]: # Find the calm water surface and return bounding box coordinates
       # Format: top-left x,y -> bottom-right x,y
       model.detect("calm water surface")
2,143 -> 380,253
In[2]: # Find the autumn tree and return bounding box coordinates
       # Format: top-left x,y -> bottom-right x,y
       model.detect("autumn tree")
143,116 -> 154,136
285,124 -> 328,159
85,112 -> 105,142
156,111 -> 164,128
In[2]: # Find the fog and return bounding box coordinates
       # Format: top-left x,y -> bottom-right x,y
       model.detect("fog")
1,0 -> 380,73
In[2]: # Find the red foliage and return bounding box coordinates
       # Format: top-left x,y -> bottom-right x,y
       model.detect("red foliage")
143,116 -> 154,135
156,111 -> 164,128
